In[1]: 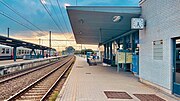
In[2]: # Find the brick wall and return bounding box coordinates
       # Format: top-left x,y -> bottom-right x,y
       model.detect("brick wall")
139,0 -> 180,90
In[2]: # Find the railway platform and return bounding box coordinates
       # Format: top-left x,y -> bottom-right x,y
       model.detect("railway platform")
56,56 -> 180,101
0,57 -> 57,66
0,56 -> 63,75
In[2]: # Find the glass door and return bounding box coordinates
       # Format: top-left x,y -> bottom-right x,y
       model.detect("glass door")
173,39 -> 180,96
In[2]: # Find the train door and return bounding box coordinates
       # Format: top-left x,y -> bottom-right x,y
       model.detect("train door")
173,38 -> 180,96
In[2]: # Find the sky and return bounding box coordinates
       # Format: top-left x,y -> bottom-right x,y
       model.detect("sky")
0,0 -> 139,51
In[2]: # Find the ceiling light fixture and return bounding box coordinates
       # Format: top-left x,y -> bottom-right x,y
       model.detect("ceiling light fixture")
79,19 -> 84,24
79,31 -> 82,34
112,16 -> 122,23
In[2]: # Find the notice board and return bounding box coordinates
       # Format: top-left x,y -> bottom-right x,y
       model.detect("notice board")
117,52 -> 125,63
117,51 -> 132,64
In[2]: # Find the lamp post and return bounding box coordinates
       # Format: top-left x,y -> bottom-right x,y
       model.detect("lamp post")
49,31 -> 51,57
7,27 -> 10,37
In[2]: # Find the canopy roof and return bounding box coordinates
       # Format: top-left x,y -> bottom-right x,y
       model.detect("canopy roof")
0,35 -> 55,50
67,6 -> 141,45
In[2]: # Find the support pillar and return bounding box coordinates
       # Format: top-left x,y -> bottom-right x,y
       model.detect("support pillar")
13,47 -> 17,62
49,31 -> 51,57
104,44 -> 106,59
123,36 -> 127,50
42,50 -> 44,58
122,36 -> 127,71
107,43 -> 109,59
30,49 -> 36,59
110,42 -> 113,63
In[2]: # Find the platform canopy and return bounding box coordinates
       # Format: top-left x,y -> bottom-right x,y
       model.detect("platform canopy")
67,6 -> 141,45
0,35 -> 55,50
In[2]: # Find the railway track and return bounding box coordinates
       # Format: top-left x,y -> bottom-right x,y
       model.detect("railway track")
0,56 -> 68,84
6,56 -> 75,101
0,56 -> 73,100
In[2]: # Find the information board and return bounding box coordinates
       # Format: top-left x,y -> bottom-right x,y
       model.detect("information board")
117,52 -> 125,63
126,52 -> 133,63
117,51 -> 133,64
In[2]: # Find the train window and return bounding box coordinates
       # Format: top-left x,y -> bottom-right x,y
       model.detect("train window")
22,50 -> 24,54
18,50 -> 21,54
24,50 -> 26,54
27,50 -> 29,54
6,49 -> 10,54
1,48 -> 5,54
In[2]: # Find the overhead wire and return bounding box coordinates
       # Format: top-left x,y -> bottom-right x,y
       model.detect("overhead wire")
48,0 -> 70,47
56,0 -> 71,33
0,0 -> 53,46
39,0 -> 65,37
41,0 -> 72,47
48,0 -> 66,33
56,0 -> 75,45
0,11 -> 42,35
40,0 -> 70,49
0,1 -> 58,50
0,0 -> 44,33
0,0 -> 72,50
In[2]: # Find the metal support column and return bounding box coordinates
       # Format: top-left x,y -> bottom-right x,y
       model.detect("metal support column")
107,43 -> 109,59
49,31 -> 51,57
123,36 -> 127,50
33,49 -> 36,57
42,50 -> 44,58
110,42 -> 113,63
104,44 -> 106,59
130,34 -> 133,71
13,47 -> 17,62
122,36 -> 127,71
7,28 -> 10,38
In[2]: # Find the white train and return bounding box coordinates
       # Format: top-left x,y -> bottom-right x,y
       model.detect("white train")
0,45 -> 56,60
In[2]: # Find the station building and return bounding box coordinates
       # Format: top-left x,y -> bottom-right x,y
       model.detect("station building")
67,0 -> 180,96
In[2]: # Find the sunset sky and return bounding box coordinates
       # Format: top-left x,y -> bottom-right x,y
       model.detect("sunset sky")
0,0 -> 139,51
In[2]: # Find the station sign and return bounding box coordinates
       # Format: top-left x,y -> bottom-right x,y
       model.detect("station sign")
131,18 -> 145,30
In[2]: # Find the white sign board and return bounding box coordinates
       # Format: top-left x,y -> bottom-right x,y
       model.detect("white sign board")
131,18 -> 144,29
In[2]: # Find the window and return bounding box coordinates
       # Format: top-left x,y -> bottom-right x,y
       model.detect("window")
18,50 -> 21,55
1,48 -> 5,54
22,50 -> 24,54
24,50 -> 26,54
27,50 -> 29,54
6,49 -> 10,54
153,40 -> 163,60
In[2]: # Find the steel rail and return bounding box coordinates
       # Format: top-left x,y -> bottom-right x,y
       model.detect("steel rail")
0,56 -> 69,84
6,56 -> 74,101
40,57 -> 74,101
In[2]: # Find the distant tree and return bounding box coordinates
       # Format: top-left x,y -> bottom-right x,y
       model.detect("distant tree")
74,50 -> 81,54
65,46 -> 75,54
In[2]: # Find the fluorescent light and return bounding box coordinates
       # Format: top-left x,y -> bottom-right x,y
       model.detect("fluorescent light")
79,31 -> 82,34
112,16 -> 122,23
6,39 -> 12,42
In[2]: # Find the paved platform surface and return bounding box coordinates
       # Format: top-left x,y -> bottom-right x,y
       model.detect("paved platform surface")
56,56 -> 180,101
0,59 -> 25,65
0,57 -> 57,66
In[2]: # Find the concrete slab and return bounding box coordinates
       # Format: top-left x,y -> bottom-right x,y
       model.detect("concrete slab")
0,56 -> 58,67
56,56 -> 180,101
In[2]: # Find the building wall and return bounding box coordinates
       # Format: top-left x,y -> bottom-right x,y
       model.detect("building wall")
139,0 -> 180,90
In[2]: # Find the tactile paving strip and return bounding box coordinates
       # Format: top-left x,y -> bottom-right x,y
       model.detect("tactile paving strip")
133,94 -> 166,101
104,91 -> 133,99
